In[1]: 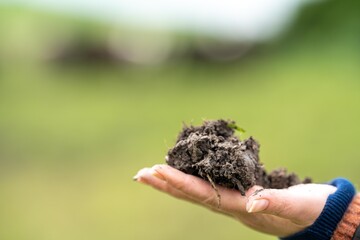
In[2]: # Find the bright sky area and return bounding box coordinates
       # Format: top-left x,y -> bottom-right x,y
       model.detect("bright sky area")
3,0 -> 316,41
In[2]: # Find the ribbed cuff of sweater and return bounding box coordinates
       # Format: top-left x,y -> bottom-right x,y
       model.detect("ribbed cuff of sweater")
280,178 -> 356,240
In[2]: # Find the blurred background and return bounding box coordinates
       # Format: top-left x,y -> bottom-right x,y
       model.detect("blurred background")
0,0 -> 359,239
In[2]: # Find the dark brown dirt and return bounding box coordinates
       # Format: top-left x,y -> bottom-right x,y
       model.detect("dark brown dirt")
166,119 -> 311,196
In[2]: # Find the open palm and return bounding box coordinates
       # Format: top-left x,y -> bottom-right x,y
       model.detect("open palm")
134,164 -> 336,237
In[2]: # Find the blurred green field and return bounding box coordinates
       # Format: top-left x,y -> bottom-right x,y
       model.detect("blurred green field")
0,3 -> 360,240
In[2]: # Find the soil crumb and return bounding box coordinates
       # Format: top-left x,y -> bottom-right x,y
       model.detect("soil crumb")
166,119 -> 311,196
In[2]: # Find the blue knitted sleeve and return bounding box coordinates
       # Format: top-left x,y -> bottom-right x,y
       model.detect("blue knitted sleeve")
280,178 -> 356,240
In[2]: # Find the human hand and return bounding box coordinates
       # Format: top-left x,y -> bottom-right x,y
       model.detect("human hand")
134,164 -> 336,237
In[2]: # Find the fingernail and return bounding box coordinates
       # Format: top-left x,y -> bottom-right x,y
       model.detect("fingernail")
133,175 -> 139,181
133,173 -> 141,181
149,167 -> 166,181
133,168 -> 149,182
246,199 -> 269,213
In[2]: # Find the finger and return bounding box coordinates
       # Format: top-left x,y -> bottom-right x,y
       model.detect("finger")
134,167 -> 193,202
135,167 -> 230,215
246,184 -> 336,226
151,164 -> 249,214
135,166 -> 221,207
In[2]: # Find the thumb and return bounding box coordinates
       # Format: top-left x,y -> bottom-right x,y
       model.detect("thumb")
246,185 -> 335,226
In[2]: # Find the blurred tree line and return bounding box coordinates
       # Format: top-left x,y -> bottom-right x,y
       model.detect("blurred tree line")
0,0 -> 358,66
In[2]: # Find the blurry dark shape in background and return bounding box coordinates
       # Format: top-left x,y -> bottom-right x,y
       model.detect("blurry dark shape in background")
187,40 -> 254,62
50,41 -> 118,65
51,36 -> 255,65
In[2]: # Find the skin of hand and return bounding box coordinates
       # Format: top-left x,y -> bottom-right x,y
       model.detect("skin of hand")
134,164 -> 337,237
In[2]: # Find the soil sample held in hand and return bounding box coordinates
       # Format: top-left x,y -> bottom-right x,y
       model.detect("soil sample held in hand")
166,119 -> 311,196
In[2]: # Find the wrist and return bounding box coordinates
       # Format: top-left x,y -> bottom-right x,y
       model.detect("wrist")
280,178 -> 356,240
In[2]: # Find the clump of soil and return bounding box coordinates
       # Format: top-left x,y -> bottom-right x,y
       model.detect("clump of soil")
166,119 -> 311,196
